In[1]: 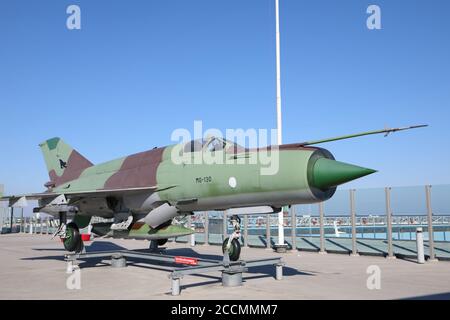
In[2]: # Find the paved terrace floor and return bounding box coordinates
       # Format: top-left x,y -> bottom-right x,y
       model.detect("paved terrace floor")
0,233 -> 449,300
18,227 -> 450,260
176,234 -> 450,260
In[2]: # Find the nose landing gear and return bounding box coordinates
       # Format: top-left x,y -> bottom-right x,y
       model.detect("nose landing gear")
222,215 -> 242,261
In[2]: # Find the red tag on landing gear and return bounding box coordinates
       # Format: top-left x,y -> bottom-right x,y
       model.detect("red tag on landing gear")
174,256 -> 198,266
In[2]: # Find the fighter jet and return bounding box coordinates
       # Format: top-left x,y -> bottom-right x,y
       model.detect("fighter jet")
2,125 -> 426,260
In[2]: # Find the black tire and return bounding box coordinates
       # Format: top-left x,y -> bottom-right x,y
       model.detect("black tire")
157,238 -> 168,246
222,238 -> 241,261
63,222 -> 83,253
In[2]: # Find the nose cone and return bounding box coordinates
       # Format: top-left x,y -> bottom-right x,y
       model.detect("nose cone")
311,158 -> 376,190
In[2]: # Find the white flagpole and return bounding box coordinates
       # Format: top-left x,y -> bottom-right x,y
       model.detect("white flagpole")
275,0 -> 285,247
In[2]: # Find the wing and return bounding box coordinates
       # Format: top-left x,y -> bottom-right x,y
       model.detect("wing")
0,185 -> 170,207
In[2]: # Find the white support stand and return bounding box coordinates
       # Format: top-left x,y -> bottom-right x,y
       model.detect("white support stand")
276,263 -> 283,280
416,228 -> 425,264
222,270 -> 243,287
190,233 -> 196,247
171,277 -> 181,296
111,254 -> 127,268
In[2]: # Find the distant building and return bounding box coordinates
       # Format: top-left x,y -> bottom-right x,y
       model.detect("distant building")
0,184 -> 5,206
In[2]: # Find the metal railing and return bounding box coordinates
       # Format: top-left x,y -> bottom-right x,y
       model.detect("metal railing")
2,184 -> 450,259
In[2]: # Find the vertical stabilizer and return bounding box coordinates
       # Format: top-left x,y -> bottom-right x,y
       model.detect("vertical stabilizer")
39,138 -> 93,188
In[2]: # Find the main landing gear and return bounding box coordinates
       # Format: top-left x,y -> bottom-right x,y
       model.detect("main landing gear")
222,215 -> 242,261
63,222 -> 83,253
52,213 -> 83,253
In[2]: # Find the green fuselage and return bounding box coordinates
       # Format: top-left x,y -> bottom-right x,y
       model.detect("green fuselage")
52,144 -> 339,216
156,145 -> 334,211
37,136 -> 374,242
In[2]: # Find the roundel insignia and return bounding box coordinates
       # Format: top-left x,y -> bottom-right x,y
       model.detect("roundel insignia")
228,177 -> 237,189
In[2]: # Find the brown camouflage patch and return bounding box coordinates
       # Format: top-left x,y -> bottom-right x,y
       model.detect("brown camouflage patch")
103,147 -> 165,189
131,222 -> 145,230
50,150 -> 93,187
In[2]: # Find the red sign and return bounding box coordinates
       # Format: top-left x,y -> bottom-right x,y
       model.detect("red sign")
81,234 -> 91,241
174,256 -> 198,266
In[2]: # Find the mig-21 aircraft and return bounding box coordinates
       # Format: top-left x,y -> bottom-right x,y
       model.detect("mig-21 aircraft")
1,125 -> 426,260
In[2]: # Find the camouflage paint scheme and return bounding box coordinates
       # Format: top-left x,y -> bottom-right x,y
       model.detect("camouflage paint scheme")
27,135 -> 376,241
6,126 -> 405,245
6,124 -> 430,245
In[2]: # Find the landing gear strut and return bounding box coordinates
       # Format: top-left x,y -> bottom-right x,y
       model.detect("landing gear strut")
149,238 -> 168,251
222,215 -> 242,261
157,239 -> 168,246
52,213 -> 83,253
63,222 -> 83,253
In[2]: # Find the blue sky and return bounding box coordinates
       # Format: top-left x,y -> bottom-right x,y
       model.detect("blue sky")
1,0 -> 449,195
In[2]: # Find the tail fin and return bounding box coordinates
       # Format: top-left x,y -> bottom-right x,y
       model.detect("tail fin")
39,138 -> 93,188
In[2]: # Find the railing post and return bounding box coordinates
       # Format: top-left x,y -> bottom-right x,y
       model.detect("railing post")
10,207 -> 14,234
244,214 -> 249,248
266,214 -> 271,249
319,202 -> 326,254
425,185 -> 437,261
291,207 -> 296,251
20,208 -> 24,233
203,212 -> 209,245
350,189 -> 359,256
385,187 -> 395,259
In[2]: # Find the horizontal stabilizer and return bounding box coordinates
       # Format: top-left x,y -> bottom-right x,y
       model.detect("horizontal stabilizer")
11,196 -> 28,208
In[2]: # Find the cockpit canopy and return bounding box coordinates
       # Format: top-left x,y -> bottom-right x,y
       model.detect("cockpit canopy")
182,137 -> 246,154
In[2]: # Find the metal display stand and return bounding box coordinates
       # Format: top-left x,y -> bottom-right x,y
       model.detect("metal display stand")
65,249 -> 284,296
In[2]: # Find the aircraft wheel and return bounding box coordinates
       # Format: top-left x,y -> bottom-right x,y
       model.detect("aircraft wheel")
157,238 -> 168,246
222,238 -> 241,261
63,222 -> 83,253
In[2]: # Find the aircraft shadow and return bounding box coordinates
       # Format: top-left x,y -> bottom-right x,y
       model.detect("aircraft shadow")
21,255 -> 67,262
403,292 -> 450,300
24,242 -> 314,282
85,241 -> 129,251
164,264 -> 312,294
31,241 -> 129,252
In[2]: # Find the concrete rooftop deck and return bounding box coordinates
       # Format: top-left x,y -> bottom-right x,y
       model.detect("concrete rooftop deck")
0,233 -> 449,300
